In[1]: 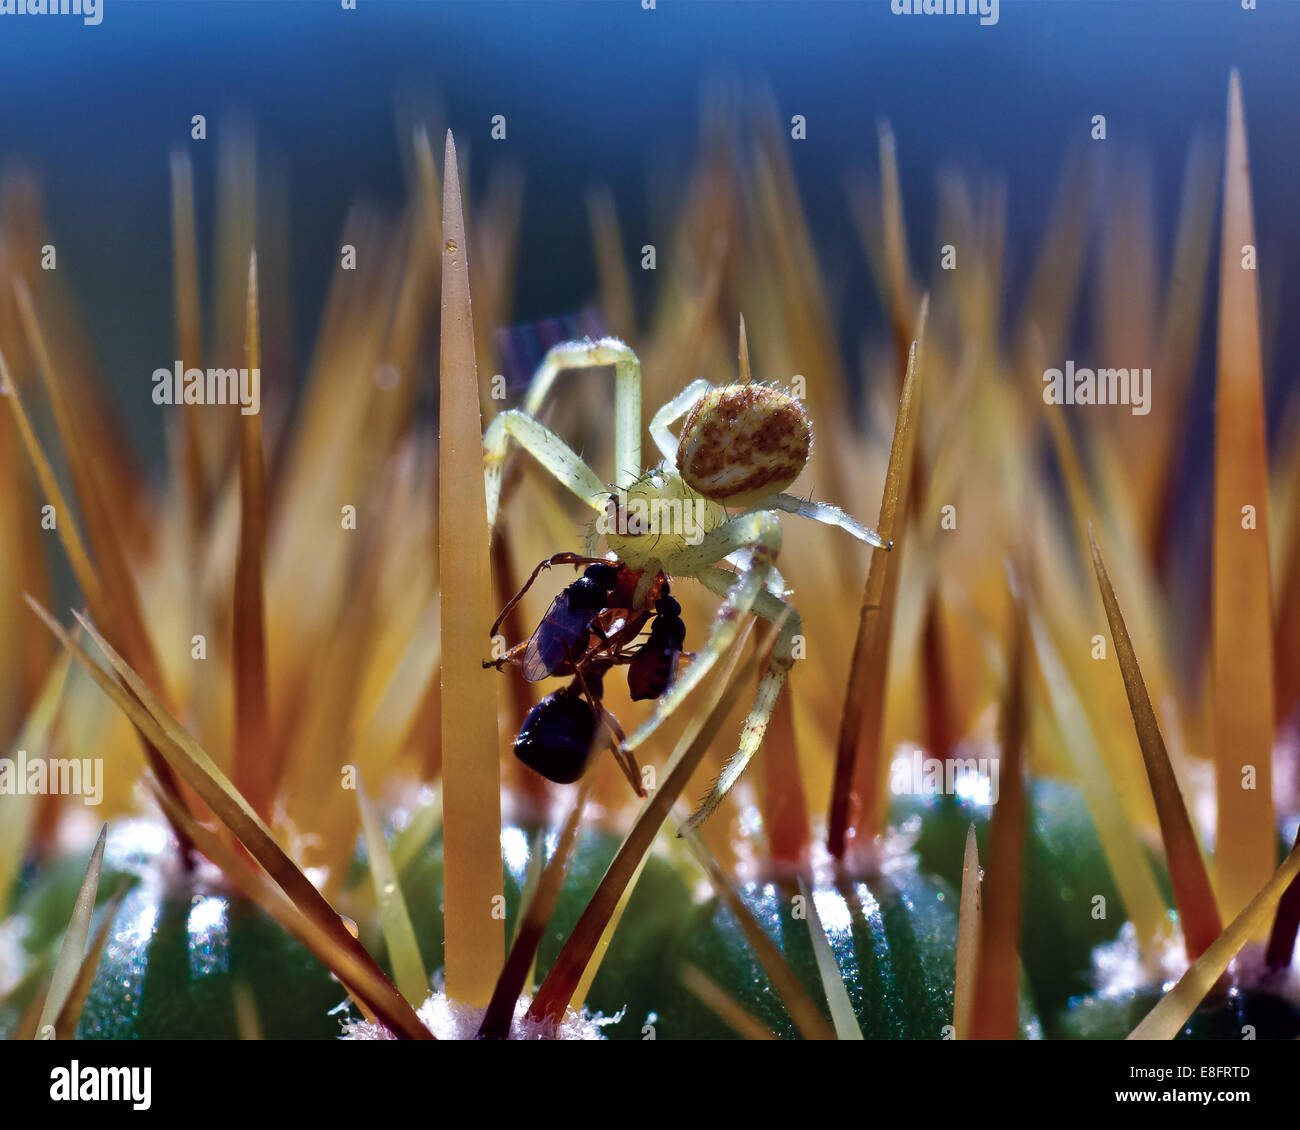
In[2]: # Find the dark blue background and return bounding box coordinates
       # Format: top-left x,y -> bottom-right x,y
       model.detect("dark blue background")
0,0 -> 1296,455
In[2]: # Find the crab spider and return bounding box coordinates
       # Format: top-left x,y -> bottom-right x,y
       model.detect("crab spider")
482,336 -> 890,830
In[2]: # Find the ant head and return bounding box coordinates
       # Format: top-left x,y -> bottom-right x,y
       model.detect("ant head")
584,562 -> 620,591
654,614 -> 686,647
655,594 -> 682,620
568,576 -> 608,611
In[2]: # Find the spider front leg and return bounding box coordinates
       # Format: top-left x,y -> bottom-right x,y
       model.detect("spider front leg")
484,337 -> 645,530
482,409 -> 606,530
523,337 -> 643,490
622,510 -> 783,754
680,571 -> 802,832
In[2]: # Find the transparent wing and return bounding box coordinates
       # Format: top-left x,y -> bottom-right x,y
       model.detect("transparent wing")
522,589 -> 593,682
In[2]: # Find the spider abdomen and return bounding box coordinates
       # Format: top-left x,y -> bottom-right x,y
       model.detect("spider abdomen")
676,384 -> 811,508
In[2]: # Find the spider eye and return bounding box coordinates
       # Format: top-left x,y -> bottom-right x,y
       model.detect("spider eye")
676,384 -> 812,507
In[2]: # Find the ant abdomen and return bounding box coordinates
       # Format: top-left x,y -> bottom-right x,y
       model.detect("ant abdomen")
513,685 -> 599,784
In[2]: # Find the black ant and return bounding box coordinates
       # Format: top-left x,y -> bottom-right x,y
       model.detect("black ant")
485,554 -> 687,795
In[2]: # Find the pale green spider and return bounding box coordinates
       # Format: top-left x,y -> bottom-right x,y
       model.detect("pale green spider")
483,336 -> 889,829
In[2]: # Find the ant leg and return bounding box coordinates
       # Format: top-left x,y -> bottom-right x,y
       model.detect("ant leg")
679,577 -> 802,832
600,710 -> 645,799
573,667 -> 644,798
585,612 -> 651,663
622,511 -> 783,755
489,551 -> 607,639
648,379 -> 711,464
483,639 -> 528,671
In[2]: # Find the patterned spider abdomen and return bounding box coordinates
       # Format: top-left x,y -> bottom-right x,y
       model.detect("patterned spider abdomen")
676,384 -> 812,508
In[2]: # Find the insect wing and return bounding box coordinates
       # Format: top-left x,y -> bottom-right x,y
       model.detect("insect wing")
522,589 -> 593,681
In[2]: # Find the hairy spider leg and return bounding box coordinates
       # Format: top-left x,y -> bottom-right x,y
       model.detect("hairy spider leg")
753,492 -> 892,550
679,568 -> 802,831
521,337 -> 643,490
483,409 -> 607,531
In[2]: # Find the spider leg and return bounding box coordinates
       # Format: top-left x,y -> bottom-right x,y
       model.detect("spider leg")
680,570 -> 802,832
648,378 -> 711,464
622,511 -> 783,754
483,409 -> 607,531
725,550 -> 788,597
525,338 -> 643,490
753,493 -> 892,550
